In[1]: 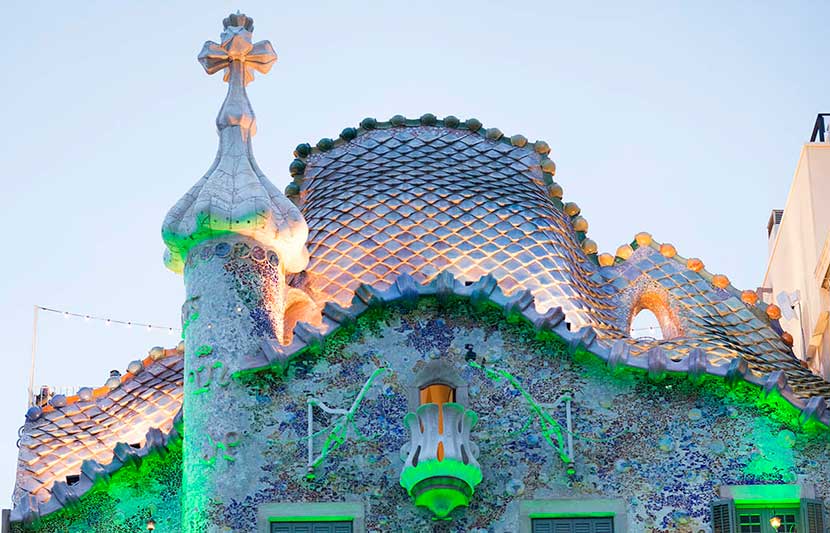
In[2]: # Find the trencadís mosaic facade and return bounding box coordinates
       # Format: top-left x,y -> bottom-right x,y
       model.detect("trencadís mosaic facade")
11,13 -> 830,533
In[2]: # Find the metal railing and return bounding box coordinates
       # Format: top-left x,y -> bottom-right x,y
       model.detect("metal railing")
29,385 -> 81,407
810,113 -> 830,142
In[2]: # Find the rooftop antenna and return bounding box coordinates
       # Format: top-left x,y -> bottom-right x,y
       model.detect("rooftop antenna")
28,305 -> 39,407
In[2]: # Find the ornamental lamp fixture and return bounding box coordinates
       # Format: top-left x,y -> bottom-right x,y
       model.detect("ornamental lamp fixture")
400,383 -> 482,521
769,515 -> 782,529
146,518 -> 156,531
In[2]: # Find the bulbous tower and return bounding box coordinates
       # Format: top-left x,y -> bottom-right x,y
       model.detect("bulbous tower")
161,13 -> 308,531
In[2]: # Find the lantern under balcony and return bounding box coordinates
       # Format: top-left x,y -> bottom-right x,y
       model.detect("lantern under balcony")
400,400 -> 482,520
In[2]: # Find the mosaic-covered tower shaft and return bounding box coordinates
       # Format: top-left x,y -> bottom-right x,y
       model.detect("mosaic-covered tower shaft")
180,237 -> 281,531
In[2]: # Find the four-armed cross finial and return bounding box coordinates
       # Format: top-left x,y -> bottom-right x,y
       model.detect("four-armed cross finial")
197,12 -> 277,138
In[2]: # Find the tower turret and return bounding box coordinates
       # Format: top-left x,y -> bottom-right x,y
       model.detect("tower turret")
161,13 -> 307,531
163,12 -> 308,277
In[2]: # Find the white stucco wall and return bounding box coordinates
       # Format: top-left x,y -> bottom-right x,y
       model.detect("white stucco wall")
764,143 -> 830,380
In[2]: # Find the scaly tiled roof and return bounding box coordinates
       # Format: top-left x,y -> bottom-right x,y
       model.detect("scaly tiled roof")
12,345 -> 184,517
286,114 -> 830,401
288,115 -> 610,331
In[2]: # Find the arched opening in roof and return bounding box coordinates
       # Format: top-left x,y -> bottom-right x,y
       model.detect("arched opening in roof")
630,309 -> 664,340
628,291 -> 683,341
282,289 -> 322,344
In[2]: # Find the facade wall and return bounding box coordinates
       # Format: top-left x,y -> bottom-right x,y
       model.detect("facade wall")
12,297 -> 830,532
195,298 -> 828,532
764,143 -> 830,379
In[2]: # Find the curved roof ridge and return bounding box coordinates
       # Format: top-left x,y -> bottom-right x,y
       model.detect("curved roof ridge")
14,344 -> 184,513
11,411 -> 183,523
283,114 -> 599,259
26,342 -> 184,420
597,231 -> 793,342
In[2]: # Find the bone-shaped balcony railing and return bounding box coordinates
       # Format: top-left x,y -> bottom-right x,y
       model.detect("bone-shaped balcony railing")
400,402 -> 482,520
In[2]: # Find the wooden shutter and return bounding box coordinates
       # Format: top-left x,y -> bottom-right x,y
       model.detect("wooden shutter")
710,499 -> 736,533
800,498 -> 826,533
592,519 -> 613,533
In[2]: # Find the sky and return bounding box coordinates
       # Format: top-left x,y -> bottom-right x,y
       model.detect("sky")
0,0 -> 827,507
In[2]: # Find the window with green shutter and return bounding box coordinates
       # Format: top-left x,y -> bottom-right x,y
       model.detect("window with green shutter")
710,496 -> 827,533
531,517 -> 614,533
270,521 -> 353,533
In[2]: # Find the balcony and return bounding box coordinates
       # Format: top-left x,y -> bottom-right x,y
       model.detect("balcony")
399,402 -> 482,520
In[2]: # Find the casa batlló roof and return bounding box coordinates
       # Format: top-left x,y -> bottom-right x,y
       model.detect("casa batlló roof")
11,12 -> 830,523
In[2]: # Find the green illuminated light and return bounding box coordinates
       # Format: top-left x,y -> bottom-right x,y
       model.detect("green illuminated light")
307,367 -> 387,474
269,516 -> 354,523
729,484 -> 801,506
470,361 -> 573,467
400,463 -> 481,520
400,459 -> 482,519
181,311 -> 199,339
195,345 -> 213,357
530,512 -> 614,519
400,458 -> 483,495
413,486 -> 469,521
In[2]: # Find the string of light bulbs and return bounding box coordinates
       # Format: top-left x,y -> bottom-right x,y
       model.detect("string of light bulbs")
630,325 -> 663,334
36,305 -> 179,334
38,302 -> 658,336
27,305 -> 181,406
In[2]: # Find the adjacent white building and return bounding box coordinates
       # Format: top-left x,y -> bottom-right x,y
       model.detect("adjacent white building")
763,113 -> 830,380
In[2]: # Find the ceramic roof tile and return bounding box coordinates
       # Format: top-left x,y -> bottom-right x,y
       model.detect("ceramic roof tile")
12,346 -> 183,508
289,118 -> 830,402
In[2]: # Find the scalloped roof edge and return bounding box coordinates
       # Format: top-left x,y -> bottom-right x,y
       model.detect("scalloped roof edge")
614,238 -> 783,330
11,411 -> 183,524
238,271 -> 830,430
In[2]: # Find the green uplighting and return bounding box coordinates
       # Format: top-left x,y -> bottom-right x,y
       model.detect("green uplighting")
181,311 -> 199,339
307,367 -> 387,476
400,461 -> 482,520
413,485 -> 470,521
400,458 -> 483,495
469,361 -> 574,467
194,345 -> 213,357
729,484 -> 801,506
269,516 -> 354,523
11,439 -> 183,532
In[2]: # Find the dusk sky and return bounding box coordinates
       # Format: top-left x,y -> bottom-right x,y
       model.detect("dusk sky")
1,1 -> 828,505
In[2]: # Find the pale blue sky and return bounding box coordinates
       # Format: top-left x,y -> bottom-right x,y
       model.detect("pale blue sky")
0,0 -> 827,506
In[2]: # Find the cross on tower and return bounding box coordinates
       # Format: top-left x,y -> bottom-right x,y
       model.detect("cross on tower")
197,13 -> 277,138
